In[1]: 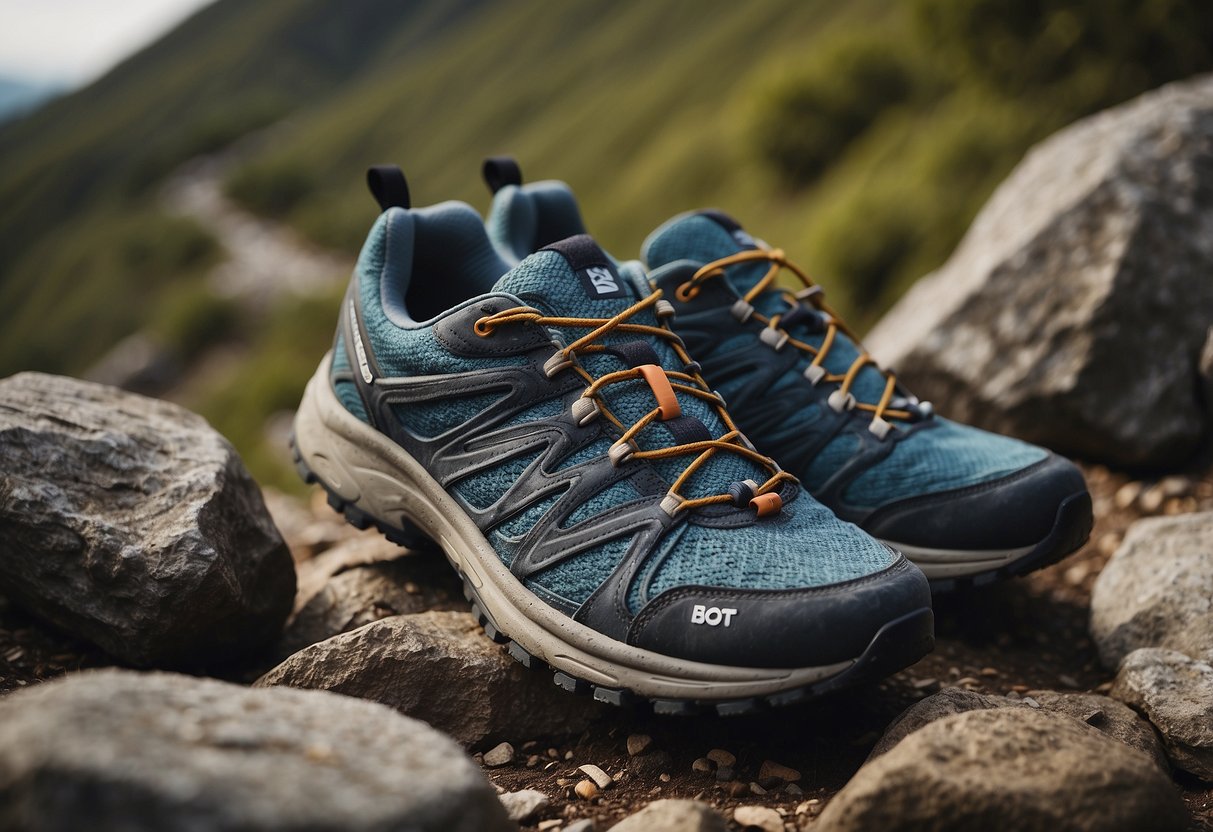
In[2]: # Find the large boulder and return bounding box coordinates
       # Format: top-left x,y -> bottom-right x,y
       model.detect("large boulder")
0,372 -> 295,667
817,708 -> 1187,831
0,669 -> 512,832
257,610 -> 604,747
1112,648 -> 1213,781
1090,512 -> 1213,669
865,75 -> 1213,468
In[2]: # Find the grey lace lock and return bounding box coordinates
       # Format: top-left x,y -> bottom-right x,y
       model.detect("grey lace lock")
827,389 -> 856,413
655,299 -> 677,319
795,285 -> 824,303
803,364 -> 826,385
868,417 -> 892,440
570,396 -> 600,426
608,439 -> 637,467
543,352 -> 573,378
727,479 -> 759,506
730,299 -> 754,323
659,492 -> 684,517
916,400 -> 934,419
759,327 -> 789,351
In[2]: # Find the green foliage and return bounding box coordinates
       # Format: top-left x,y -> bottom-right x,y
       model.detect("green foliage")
192,286 -> 345,491
224,157 -> 317,219
151,283 -> 242,363
750,33 -> 925,187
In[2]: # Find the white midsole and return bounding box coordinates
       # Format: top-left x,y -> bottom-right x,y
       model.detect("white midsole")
883,538 -> 1036,580
294,354 -> 855,700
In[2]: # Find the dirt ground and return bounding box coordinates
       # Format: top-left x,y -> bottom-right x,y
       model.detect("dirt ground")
2,460 -> 1211,830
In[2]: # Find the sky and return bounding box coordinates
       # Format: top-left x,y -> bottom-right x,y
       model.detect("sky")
0,0 -> 213,86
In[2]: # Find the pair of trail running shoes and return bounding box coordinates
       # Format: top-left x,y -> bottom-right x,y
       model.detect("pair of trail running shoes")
292,158 -> 1094,715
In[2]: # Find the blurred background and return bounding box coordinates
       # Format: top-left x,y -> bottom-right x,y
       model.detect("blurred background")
1,0 -> 1211,490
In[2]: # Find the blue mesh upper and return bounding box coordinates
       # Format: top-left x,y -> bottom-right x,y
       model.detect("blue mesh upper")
331,332 -> 370,422
336,207 -> 898,616
642,212 -> 1050,510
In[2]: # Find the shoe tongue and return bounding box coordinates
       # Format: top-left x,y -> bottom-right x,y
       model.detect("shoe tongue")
491,234 -> 639,319
642,210 -> 768,294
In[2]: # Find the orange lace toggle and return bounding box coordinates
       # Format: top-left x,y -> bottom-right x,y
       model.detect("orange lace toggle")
749,492 -> 782,517
636,363 -> 681,420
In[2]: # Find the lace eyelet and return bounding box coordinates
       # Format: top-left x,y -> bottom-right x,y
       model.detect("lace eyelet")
675,282 -> 700,302
473,318 -> 494,337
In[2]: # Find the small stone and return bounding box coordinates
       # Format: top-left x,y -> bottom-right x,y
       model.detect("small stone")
659,773 -> 671,783
564,750 -> 574,761
483,742 -> 514,767
1139,486 -> 1165,514
979,667 -> 998,678
1115,481 -> 1143,510
785,783 -> 804,797
611,799 -> 727,831
537,820 -> 563,831
715,766 -> 734,782
705,748 -> 735,768
499,789 -> 549,822
748,782 -> 766,796
692,757 -> 713,773
757,759 -> 801,783
574,780 -> 600,801
911,677 -> 939,691
1112,648 -> 1213,779
733,805 -> 783,832
728,781 -> 749,797
527,755 -> 540,768
577,764 -> 613,790
563,821 -> 594,832
626,734 -> 653,757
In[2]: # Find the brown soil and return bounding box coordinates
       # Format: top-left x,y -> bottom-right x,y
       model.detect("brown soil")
2,461 -> 1211,830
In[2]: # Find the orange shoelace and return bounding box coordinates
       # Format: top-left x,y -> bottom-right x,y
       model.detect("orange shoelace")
474,289 -> 796,517
676,249 -> 911,436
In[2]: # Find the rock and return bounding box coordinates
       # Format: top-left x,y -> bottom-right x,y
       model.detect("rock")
256,611 -> 602,746
574,780 -> 599,801
865,75 -> 1213,468
1112,648 -> 1213,780
819,709 -> 1187,831
1091,512 -> 1213,668
871,686 -> 1167,770
0,669 -> 511,831
610,799 -> 728,832
577,764 -> 613,790
499,788 -> 549,822
291,533 -> 403,611
627,733 -> 653,756
733,805 -> 783,832
757,759 -> 801,783
692,757 -> 713,773
483,741 -> 514,767
0,372 -> 294,667
706,748 -> 736,768
280,554 -> 466,656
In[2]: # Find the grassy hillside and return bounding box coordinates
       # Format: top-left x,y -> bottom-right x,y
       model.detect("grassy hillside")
1,0 -> 1209,487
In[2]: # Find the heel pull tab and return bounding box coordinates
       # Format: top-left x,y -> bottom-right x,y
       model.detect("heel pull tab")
367,165 -> 410,211
483,156 -> 523,194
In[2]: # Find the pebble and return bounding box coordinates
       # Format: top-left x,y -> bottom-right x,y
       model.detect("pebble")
537,820 -> 563,831
577,764 -> 613,790
527,755 -> 540,768
564,821 -> 594,832
626,734 -> 652,757
1058,674 -> 1080,689
758,759 -> 801,783
498,789 -> 550,822
706,748 -> 736,768
659,773 -> 671,783
574,780 -> 600,801
692,757 -> 713,773
483,742 -> 514,767
734,805 -> 783,832
1139,486 -> 1165,514
749,782 -> 767,796
911,677 -> 939,691
1115,481 -> 1143,510
785,783 -> 804,797
715,766 -> 734,782
728,782 -> 749,797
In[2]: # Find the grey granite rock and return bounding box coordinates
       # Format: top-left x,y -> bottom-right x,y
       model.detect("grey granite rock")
1112,648 -> 1213,781
257,610 -> 603,747
0,372 -> 295,667
819,708 -> 1186,831
0,669 -> 512,832
1090,512 -> 1213,669
866,75 -> 1213,467
611,799 -> 727,832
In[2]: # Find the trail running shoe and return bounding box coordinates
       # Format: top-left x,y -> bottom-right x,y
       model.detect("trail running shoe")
481,159 -> 1094,592
293,166 -> 932,713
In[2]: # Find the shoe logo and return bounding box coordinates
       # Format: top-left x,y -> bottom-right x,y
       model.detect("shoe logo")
690,604 -> 738,627
577,264 -> 627,299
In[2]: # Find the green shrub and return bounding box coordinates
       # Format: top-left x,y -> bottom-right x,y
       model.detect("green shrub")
749,32 -> 925,187
152,282 -> 242,362
224,157 -> 317,219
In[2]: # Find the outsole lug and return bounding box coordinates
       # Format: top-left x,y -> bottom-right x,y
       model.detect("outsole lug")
293,441 -> 934,715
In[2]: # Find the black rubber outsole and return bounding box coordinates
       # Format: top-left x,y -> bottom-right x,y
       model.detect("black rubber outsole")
289,436 -> 935,716
923,491 -> 1095,594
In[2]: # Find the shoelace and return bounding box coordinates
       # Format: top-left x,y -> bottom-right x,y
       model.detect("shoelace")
676,248 -> 916,438
474,289 -> 797,517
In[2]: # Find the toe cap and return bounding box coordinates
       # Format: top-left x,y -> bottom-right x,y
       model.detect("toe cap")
859,453 -> 1089,550
625,555 -> 931,668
